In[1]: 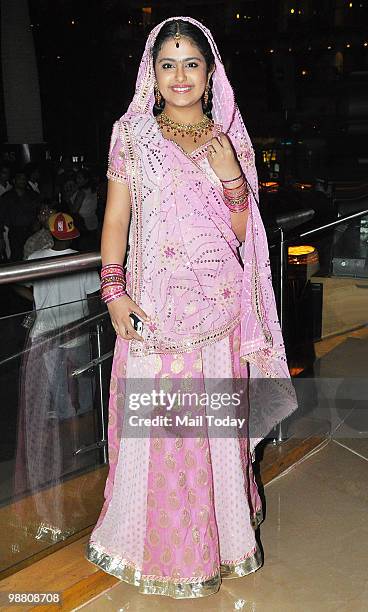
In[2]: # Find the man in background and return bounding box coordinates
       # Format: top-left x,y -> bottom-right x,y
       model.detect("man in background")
0,171 -> 40,261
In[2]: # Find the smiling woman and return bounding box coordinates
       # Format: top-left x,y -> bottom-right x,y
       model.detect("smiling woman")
86,16 -> 296,600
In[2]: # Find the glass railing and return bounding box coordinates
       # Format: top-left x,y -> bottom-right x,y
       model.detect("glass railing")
277,207 -> 368,441
1,208 -> 368,576
0,282 -> 115,575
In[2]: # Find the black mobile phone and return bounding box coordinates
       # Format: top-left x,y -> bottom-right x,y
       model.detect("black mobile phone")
129,313 -> 144,334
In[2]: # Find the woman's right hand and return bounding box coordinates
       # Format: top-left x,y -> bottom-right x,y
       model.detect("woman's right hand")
107,295 -> 149,341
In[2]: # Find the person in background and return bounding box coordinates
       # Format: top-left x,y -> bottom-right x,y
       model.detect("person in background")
0,171 -> 40,261
0,162 -> 13,260
55,155 -> 77,203
23,202 -> 56,259
14,212 -> 101,539
0,162 -> 12,197
24,211 -> 100,343
70,168 -> 98,250
24,162 -> 41,195
61,173 -> 78,211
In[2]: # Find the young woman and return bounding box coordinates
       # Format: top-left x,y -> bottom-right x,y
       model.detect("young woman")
87,17 -> 296,599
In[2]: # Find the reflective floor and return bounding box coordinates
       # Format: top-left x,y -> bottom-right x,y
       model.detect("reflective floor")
77,438 -> 368,612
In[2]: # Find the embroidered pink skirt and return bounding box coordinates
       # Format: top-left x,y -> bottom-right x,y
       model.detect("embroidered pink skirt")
86,324 -> 263,598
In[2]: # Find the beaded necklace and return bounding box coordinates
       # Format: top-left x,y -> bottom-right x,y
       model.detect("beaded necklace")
156,112 -> 214,144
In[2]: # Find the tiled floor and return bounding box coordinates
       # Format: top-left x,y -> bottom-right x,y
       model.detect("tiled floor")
76,439 -> 368,612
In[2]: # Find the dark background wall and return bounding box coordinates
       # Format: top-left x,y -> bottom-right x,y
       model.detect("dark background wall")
1,0 -> 368,178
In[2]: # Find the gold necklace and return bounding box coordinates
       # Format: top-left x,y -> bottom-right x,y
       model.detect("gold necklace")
156,112 -> 214,143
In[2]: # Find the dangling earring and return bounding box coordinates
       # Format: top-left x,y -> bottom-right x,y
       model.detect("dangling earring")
203,84 -> 210,108
154,83 -> 162,106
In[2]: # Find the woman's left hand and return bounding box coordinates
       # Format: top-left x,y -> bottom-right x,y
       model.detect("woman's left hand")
207,133 -> 242,182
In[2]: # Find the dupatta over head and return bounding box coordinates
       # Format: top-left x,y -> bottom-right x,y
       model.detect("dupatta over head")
108,16 -> 297,449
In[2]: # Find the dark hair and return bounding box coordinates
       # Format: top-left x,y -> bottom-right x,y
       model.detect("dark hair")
23,162 -> 39,178
76,167 -> 97,192
152,19 -> 215,118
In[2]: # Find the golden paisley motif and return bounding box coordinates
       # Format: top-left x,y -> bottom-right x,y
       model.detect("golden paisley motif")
178,471 -> 186,487
193,357 -> 203,372
108,411 -> 116,426
168,491 -> 180,510
198,506 -> 210,525
181,508 -> 191,528
149,564 -> 162,576
160,375 -> 173,393
183,545 -> 195,565
152,354 -> 162,374
152,438 -> 163,452
171,567 -> 181,580
158,509 -> 170,528
195,437 -> 206,449
182,376 -> 193,390
202,544 -> 210,563
196,468 -> 208,487
184,450 -> 196,468
175,436 -> 183,450
192,526 -> 200,544
188,489 -> 196,505
160,547 -> 172,564
148,528 -> 160,547
171,354 -> 185,374
164,452 -> 176,470
171,527 -> 181,547
143,545 -> 151,562
209,523 -> 216,540
147,490 -> 156,508
205,448 -> 211,464
154,472 -> 166,488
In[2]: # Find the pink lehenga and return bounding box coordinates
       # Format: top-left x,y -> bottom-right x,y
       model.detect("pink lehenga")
86,16 -> 297,598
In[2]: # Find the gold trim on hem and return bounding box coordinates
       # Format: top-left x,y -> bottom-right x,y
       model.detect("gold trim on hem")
86,543 -> 221,599
220,543 -> 263,579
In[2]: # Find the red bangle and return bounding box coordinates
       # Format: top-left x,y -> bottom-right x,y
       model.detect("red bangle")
220,173 -> 243,184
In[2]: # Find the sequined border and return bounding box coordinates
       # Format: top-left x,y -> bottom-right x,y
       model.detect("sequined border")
86,539 -> 263,598
118,120 -> 143,306
220,543 -> 263,579
130,314 -> 241,356
106,168 -> 127,184
86,542 -> 221,598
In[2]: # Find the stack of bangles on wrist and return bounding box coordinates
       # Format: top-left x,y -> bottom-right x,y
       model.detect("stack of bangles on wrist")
100,263 -> 127,304
221,172 -> 250,212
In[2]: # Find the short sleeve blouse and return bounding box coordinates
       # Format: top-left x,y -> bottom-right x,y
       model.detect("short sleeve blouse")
106,122 -> 128,184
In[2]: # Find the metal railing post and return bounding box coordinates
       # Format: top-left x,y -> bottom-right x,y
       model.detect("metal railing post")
96,321 -> 108,464
273,226 -> 286,445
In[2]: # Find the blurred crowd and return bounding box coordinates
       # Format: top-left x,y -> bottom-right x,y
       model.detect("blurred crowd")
0,158 -> 108,262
